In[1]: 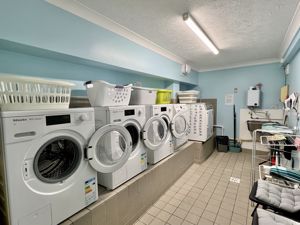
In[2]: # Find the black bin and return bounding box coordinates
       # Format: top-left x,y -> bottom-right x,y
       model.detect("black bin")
216,136 -> 229,152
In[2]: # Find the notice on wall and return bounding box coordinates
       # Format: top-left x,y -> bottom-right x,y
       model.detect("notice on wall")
225,94 -> 234,105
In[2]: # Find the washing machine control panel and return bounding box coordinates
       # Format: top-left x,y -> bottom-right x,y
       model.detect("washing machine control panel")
152,105 -> 172,116
110,107 -> 145,122
2,110 -> 94,143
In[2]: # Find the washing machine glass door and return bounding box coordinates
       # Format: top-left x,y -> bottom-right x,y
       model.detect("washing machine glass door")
171,110 -> 189,139
142,116 -> 168,151
87,124 -> 132,173
34,136 -> 82,183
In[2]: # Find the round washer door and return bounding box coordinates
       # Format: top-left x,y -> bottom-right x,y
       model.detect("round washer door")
33,136 -> 82,183
142,116 -> 168,151
171,111 -> 189,139
87,124 -> 132,173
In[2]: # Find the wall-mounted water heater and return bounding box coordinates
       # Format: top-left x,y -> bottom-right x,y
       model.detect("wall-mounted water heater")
247,87 -> 261,107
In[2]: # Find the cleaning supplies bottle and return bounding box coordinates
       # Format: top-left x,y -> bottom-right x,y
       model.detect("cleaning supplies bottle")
271,151 -> 276,165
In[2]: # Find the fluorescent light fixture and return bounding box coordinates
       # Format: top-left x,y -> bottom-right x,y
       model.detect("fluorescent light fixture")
183,13 -> 219,55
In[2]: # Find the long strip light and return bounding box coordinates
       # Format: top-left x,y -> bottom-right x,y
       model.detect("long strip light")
183,13 -> 219,55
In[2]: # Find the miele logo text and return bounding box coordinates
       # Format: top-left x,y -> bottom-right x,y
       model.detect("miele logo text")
13,118 -> 27,122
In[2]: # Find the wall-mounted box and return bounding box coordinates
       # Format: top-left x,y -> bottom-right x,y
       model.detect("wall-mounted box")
247,89 -> 261,107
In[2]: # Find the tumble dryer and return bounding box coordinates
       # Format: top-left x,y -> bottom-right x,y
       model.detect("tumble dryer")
145,104 -> 174,164
172,104 -> 190,150
188,103 -> 214,142
94,105 -> 149,190
0,108 -> 132,225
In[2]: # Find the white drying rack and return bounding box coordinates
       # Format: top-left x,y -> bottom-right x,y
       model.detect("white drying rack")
251,128 -> 294,190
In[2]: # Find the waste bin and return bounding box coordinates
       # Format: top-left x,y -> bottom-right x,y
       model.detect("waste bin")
216,136 -> 229,152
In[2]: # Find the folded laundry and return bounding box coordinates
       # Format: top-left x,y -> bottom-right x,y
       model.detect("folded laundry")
270,167 -> 300,183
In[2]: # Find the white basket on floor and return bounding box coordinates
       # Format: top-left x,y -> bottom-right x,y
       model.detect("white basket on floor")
0,74 -> 74,111
84,80 -> 132,106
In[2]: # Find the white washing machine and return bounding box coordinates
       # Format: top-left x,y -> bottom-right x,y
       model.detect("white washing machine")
145,104 -> 174,164
0,108 -> 132,225
172,104 -> 190,150
94,105 -> 150,190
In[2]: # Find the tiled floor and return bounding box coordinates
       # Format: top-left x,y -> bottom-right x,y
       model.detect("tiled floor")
134,151 -> 255,225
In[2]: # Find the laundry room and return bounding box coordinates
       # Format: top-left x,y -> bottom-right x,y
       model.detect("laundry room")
1,1 -> 300,225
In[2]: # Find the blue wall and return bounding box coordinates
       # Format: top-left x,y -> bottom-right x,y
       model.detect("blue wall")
198,63 -> 284,138
0,0 -> 198,84
282,24 -> 300,131
287,51 -> 300,94
0,49 -> 171,95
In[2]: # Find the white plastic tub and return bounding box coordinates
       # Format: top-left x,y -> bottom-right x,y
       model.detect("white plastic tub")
178,96 -> 197,104
130,86 -> 157,105
177,90 -> 199,104
177,90 -> 199,98
84,80 -> 132,106
0,74 -> 74,110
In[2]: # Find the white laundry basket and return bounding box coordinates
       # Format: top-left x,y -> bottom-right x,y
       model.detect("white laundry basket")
0,74 -> 74,110
129,86 -> 157,105
84,80 -> 132,106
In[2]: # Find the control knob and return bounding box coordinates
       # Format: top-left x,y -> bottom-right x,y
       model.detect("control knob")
79,114 -> 89,121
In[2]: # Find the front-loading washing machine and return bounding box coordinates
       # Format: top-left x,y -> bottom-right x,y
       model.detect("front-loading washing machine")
94,105 -> 150,190
144,104 -> 174,164
0,108 -> 132,225
172,104 -> 190,150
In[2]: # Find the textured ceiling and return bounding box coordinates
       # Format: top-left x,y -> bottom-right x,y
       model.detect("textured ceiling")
76,0 -> 299,71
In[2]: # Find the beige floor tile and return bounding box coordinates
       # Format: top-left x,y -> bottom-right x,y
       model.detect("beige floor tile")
178,202 -> 193,211
154,200 -> 167,209
169,198 -> 182,207
173,208 -> 188,219
132,152 -> 253,225
140,213 -> 154,225
174,193 -> 186,201
193,200 -> 207,209
134,221 -> 145,225
148,206 -> 160,217
167,215 -> 183,225
150,218 -> 165,225
163,204 -> 177,214
231,213 -> 247,224
217,208 -> 232,219
182,220 -> 193,225
214,215 -> 231,225
201,210 -> 216,222
185,212 -> 200,224
189,206 -> 204,217
197,218 -> 214,225
157,210 -> 171,222
205,203 -> 219,214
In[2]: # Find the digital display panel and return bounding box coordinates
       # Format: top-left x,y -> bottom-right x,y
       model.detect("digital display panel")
125,109 -> 135,116
46,115 -> 71,126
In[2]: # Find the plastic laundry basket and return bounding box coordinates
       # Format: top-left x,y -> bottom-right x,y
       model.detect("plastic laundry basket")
84,80 -> 132,106
0,74 -> 74,110
156,89 -> 172,104
177,90 -> 199,104
129,86 -> 157,105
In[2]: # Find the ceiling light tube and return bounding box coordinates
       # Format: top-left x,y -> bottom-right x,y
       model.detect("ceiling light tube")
183,13 -> 219,55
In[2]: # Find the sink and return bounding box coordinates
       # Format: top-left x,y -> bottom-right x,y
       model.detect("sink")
247,120 -> 281,141
247,120 -> 280,132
